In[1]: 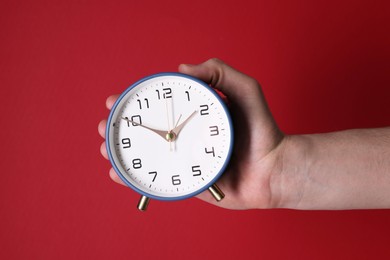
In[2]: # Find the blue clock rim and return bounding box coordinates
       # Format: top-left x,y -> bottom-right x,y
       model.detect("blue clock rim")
106,72 -> 234,201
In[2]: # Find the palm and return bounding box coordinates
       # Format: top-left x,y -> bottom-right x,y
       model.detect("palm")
195,91 -> 283,210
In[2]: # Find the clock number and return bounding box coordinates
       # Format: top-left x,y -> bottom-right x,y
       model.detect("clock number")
209,126 -> 219,136
121,138 -> 131,149
192,165 -> 201,176
172,175 -> 181,185
124,117 -> 130,127
163,88 -> 172,99
205,146 -> 216,157
185,91 -> 190,101
130,115 -> 142,126
148,171 -> 157,182
132,158 -> 142,169
137,98 -> 149,109
200,104 -> 209,115
156,88 -> 172,99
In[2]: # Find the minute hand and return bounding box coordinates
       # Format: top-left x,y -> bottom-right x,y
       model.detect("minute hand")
121,117 -> 168,141
171,111 -> 198,137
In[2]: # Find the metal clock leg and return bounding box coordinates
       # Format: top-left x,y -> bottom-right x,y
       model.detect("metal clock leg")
137,195 -> 150,211
208,183 -> 225,201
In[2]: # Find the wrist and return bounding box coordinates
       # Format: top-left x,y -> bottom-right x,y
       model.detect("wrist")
269,134 -> 312,209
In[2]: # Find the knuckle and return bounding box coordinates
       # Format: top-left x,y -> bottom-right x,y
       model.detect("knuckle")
248,77 -> 260,87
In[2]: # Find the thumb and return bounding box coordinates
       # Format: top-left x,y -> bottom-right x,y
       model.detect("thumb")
178,58 -> 259,105
178,58 -> 273,128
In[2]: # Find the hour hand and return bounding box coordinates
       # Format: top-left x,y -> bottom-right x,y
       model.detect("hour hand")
121,117 -> 168,141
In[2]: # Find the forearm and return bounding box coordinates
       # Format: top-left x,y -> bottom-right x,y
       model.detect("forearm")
276,127 -> 390,210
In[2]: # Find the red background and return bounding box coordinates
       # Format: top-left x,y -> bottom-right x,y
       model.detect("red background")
1,0 -> 389,259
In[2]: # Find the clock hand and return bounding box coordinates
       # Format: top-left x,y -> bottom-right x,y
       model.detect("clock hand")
171,110 -> 198,137
165,98 -> 174,132
165,98 -> 175,150
173,114 -> 182,129
121,117 -> 168,141
167,114 -> 182,152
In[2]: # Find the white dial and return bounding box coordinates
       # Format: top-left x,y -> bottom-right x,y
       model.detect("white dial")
106,73 -> 233,201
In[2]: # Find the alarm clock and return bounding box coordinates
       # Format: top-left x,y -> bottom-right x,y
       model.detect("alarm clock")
106,73 -> 233,211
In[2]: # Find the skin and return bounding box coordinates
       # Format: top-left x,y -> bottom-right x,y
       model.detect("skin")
98,58 -> 390,210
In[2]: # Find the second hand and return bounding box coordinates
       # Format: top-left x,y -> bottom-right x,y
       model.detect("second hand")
165,98 -> 174,151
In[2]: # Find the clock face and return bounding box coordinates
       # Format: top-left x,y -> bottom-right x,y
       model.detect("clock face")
106,73 -> 233,201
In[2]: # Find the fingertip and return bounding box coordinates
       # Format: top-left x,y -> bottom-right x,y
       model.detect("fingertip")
106,95 -> 120,110
178,64 -> 186,72
100,142 -> 108,160
178,63 -> 194,73
109,168 -> 127,186
98,120 -> 107,138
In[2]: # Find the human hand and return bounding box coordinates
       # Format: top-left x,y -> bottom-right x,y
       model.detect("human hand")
177,59 -> 286,209
98,58 -> 286,210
